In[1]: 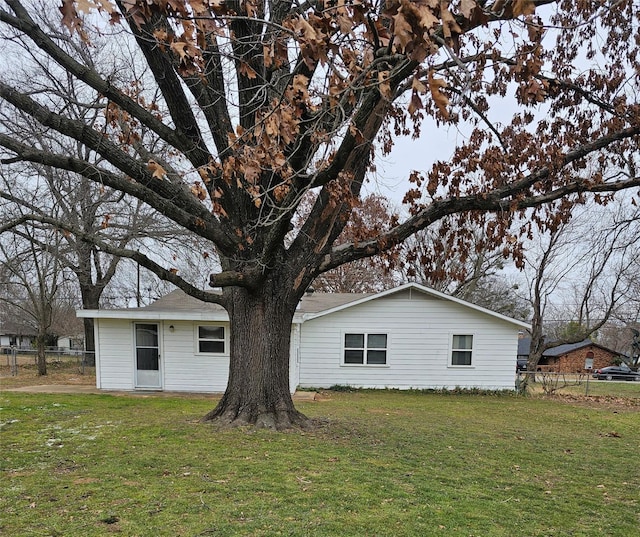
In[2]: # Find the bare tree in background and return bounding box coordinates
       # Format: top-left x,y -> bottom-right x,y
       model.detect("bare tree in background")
523,202 -> 640,375
402,222 -> 529,318
0,225 -> 70,375
299,194 -> 400,292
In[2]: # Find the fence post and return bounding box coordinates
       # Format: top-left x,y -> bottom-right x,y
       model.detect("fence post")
585,372 -> 590,396
10,346 -> 18,376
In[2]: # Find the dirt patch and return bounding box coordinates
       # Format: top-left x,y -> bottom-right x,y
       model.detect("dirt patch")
547,393 -> 640,411
0,363 -> 95,389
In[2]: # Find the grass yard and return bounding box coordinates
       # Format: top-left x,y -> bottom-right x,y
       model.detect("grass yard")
1,390 -> 639,537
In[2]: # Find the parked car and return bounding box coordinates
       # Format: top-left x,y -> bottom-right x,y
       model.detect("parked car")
592,365 -> 640,381
516,358 -> 528,372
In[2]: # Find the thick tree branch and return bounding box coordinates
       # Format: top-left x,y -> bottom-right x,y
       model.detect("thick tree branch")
321,126 -> 640,271
0,0 -> 205,161
1,211 -> 231,304
0,133 -> 239,253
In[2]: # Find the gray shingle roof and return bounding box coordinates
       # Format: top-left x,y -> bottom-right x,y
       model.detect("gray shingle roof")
543,339 -> 620,357
142,289 -> 371,315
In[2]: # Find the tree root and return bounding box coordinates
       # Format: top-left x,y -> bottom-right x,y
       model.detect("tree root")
200,407 -> 313,431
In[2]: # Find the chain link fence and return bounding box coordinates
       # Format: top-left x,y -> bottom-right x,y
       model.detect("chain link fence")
2,346 -> 95,376
516,370 -> 596,395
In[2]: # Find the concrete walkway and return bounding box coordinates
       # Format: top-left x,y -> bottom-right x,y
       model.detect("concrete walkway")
1,384 -> 317,401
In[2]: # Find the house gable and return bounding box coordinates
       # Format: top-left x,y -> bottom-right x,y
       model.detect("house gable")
301,282 -> 530,330
297,285 -> 526,390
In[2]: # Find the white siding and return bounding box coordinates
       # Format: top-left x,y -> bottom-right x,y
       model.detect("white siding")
94,287 -> 523,393
161,321 -> 229,392
289,323 -> 301,393
96,319 -> 230,392
95,319 -> 135,390
298,290 -> 519,390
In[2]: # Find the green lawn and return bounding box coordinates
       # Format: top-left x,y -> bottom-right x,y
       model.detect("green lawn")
1,390 -> 639,536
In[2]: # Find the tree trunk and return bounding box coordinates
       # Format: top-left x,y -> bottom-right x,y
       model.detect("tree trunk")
35,334 -> 47,376
200,284 -> 310,430
82,318 -> 96,366
80,286 -> 101,351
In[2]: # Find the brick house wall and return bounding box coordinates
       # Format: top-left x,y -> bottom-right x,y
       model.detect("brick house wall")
546,345 -> 618,373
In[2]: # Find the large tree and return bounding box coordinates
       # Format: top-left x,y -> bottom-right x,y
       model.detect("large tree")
1,0 -> 639,427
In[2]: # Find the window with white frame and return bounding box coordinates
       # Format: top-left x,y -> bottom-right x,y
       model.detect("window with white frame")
197,325 -> 225,353
451,334 -> 473,366
344,333 -> 387,365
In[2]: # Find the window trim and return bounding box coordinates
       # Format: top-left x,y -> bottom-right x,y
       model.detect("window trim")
195,324 -> 227,355
341,332 -> 389,367
449,333 -> 475,368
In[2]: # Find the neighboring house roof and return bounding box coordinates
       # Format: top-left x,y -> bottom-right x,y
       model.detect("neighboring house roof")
76,282 -> 531,329
518,338 -> 625,358
543,339 -> 623,358
0,321 -> 36,337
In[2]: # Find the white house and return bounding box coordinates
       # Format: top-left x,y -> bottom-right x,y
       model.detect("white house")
76,283 -> 530,393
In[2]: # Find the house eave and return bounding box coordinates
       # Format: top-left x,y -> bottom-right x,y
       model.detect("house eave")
77,308 -> 306,324
76,309 -> 230,322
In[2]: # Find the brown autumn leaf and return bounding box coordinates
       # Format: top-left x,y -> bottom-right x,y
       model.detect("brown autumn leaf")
459,0 -> 477,19
392,12 -> 414,52
147,160 -> 167,180
412,76 -> 426,93
440,0 -> 462,40
428,70 -> 450,119
513,0 -> 536,17
408,91 -> 423,115
190,181 -> 208,200
238,61 -> 258,79
378,71 -> 392,99
59,0 -> 86,38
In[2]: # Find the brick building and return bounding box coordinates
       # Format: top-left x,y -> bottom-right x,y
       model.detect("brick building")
538,339 -> 624,373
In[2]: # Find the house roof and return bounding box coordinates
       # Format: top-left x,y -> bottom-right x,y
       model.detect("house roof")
76,288 -> 372,321
517,338 -> 625,358
543,339 -> 623,357
76,282 -> 531,329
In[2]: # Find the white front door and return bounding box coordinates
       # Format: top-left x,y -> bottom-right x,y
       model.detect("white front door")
134,323 -> 161,389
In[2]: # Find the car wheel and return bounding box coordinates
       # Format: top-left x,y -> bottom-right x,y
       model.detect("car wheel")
605,374 -> 613,381
635,376 -> 640,382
